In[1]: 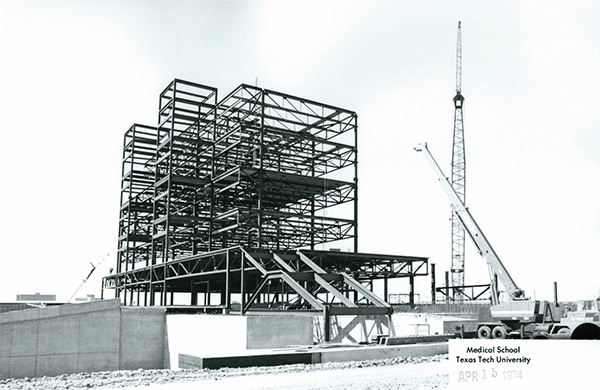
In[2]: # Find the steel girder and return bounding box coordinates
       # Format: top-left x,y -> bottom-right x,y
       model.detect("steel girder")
103,246 -> 427,310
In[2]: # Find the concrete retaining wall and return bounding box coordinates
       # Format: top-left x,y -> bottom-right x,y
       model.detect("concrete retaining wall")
4,302 -> 457,377
246,315 -> 313,349
0,299 -> 166,379
394,303 -> 492,321
120,307 -> 167,370
1,302 -> 314,377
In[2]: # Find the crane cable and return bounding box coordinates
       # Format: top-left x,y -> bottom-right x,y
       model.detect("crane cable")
67,253 -> 111,303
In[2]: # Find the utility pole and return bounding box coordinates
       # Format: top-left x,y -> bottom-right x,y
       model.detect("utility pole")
451,21 -> 466,297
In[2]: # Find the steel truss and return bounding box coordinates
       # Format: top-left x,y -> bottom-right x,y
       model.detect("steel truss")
436,284 -> 491,301
106,247 -> 427,308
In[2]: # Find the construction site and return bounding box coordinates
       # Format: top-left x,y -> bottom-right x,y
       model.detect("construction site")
1,21 -> 599,388
0,79 -> 450,382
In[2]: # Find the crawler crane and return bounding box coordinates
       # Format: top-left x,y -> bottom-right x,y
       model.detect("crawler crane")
415,142 -> 568,339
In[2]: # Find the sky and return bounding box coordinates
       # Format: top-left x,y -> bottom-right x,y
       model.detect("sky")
0,0 -> 598,303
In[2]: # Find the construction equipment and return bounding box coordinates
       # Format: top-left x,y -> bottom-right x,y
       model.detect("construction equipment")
415,142 -> 569,339
451,21 -> 467,294
68,254 -> 109,303
559,299 -> 600,339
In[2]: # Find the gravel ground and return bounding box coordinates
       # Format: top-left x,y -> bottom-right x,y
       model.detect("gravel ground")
0,354 -> 448,390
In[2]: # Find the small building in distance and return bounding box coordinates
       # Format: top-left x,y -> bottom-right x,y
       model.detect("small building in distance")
74,294 -> 100,303
1,292 -> 60,314
16,292 -> 56,302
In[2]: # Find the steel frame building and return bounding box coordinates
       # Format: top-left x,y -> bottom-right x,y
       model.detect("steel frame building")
103,79 -> 428,341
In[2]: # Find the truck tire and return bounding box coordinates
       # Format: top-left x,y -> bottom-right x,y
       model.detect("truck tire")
571,323 -> 600,339
492,325 -> 507,339
478,326 -> 492,339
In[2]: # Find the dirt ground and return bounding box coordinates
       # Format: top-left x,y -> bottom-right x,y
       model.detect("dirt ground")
0,354 -> 448,390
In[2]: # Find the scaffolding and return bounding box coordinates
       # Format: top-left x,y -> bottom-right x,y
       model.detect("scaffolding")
105,79 -> 428,341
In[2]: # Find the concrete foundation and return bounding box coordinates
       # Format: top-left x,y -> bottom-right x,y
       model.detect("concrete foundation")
179,342 -> 448,369
179,351 -> 315,370
1,301 -> 314,378
1,300 -> 458,378
318,343 -> 447,363
0,299 -> 166,379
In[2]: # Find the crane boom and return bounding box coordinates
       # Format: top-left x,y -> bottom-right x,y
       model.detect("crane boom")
415,142 -> 524,304
456,21 -> 462,94
451,20 -> 466,292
